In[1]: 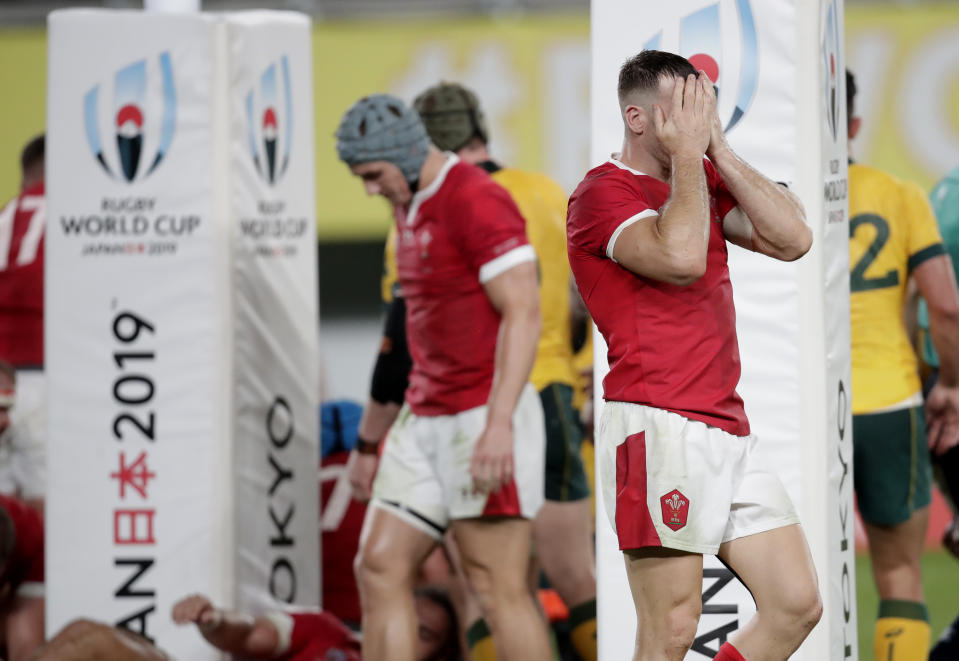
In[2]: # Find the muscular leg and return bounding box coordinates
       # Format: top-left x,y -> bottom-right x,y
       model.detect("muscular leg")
354,505 -> 438,661
864,507 -> 928,601
624,547 -> 703,661
853,407 -> 932,660
534,499 -> 597,661
864,507 -> 931,661
443,533 -> 498,661
717,524 -> 822,661
533,500 -> 596,608
451,518 -> 551,661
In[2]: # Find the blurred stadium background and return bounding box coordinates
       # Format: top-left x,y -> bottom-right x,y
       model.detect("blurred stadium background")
2,0 -> 959,657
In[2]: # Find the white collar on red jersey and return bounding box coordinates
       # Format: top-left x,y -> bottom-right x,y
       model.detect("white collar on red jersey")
608,154 -> 647,177
406,152 -> 460,226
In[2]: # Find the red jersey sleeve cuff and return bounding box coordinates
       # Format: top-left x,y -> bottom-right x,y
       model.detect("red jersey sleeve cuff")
606,209 -> 657,262
478,244 -> 537,283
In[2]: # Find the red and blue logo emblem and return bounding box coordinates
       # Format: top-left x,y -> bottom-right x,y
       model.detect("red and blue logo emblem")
822,0 -> 842,142
643,0 -> 759,134
84,52 -> 176,182
246,56 -> 292,185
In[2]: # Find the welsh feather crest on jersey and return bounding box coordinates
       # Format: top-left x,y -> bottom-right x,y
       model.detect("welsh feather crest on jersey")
642,0 -> 758,134
83,52 -> 176,182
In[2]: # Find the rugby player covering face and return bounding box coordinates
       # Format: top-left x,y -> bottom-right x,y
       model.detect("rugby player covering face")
336,95 -> 551,661
566,50 -> 820,661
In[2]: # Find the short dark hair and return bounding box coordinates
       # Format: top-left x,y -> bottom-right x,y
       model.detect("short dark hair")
20,134 -> 44,175
846,69 -> 857,127
618,50 -> 698,105
415,585 -> 462,661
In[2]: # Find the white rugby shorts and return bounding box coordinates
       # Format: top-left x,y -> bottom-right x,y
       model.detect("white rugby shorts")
598,401 -> 799,554
371,384 -> 545,539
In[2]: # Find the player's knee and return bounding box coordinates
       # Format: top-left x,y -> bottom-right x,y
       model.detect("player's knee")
872,544 -> 920,575
549,559 -> 595,601
354,542 -> 410,596
793,589 -> 823,638
467,564 -> 526,618
773,583 -> 822,637
660,600 -> 702,654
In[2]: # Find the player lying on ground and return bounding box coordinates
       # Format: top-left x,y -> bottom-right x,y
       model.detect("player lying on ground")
172,588 -> 459,661
27,587 -> 461,661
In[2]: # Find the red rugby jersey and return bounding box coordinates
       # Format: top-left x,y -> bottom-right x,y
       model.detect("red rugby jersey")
395,156 -> 534,416
273,611 -> 361,661
0,182 -> 45,367
567,158 -> 749,436
0,493 -> 44,596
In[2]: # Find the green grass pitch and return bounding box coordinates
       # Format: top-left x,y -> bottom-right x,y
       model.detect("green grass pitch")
856,550 -> 959,660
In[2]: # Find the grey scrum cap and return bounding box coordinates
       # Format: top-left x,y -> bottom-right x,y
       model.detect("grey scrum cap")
335,94 -> 431,184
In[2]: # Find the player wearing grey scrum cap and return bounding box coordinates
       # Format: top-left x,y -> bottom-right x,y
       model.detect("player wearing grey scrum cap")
335,93 -> 430,185
337,95 -> 552,661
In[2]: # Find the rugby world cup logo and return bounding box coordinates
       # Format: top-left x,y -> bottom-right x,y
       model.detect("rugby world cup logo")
822,0 -> 842,142
246,56 -> 292,185
660,489 -> 690,531
84,52 -> 176,182
643,0 -> 759,134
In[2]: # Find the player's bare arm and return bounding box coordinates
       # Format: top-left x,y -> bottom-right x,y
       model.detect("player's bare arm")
6,596 -> 44,661
348,399 -> 401,501
704,82 -> 812,262
472,260 -> 540,494
350,293 -> 412,501
913,254 -> 959,454
613,74 -> 712,285
172,593 -> 279,659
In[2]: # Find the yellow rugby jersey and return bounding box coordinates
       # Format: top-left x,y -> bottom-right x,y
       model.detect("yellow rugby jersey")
380,165 -> 577,390
494,167 -> 577,390
382,223 -> 399,304
849,163 -> 945,414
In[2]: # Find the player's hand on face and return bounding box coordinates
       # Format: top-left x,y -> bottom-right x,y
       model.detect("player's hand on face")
470,418 -> 514,495
925,382 -> 959,455
171,594 -> 218,628
652,72 -> 711,161
347,450 -> 380,503
701,73 -> 728,159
